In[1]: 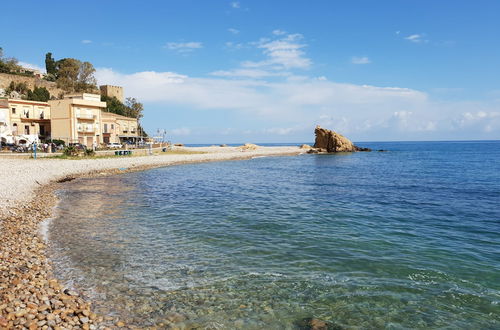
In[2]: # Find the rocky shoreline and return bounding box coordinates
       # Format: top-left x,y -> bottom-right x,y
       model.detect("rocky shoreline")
0,146 -> 304,329
0,182 -> 106,329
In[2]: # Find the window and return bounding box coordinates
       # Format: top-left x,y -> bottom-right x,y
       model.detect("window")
104,124 -> 108,133
24,125 -> 30,134
111,124 -> 114,129
11,108 -> 16,114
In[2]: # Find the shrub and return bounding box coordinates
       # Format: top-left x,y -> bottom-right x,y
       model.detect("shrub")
84,148 -> 95,156
63,146 -> 78,156
52,139 -> 65,146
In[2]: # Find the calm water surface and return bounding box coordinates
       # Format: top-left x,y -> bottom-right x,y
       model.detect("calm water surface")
47,141 -> 500,329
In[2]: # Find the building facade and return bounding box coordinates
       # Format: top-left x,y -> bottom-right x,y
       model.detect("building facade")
0,103 -> 12,144
49,93 -> 106,146
100,85 -> 124,103
0,98 -> 51,144
101,111 -> 138,144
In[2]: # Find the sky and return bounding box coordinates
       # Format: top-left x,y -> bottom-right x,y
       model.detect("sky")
1,0 -> 499,143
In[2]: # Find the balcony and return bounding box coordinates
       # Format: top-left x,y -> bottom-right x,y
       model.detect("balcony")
77,126 -> 95,133
76,113 -> 96,120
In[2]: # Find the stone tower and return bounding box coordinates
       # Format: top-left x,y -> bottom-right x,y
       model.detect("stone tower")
100,85 -> 124,103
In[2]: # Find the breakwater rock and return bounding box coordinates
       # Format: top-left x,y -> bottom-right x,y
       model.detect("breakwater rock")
310,126 -> 371,153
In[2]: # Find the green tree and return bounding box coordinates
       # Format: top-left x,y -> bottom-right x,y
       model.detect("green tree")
55,58 -> 97,92
55,58 -> 80,91
44,52 -> 57,81
125,97 -> 144,119
101,95 -> 128,116
75,61 -> 97,92
27,87 -> 51,102
5,81 -> 29,95
0,47 -> 21,74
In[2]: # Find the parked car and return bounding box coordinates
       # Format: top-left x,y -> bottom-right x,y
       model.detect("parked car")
68,143 -> 87,150
107,142 -> 123,149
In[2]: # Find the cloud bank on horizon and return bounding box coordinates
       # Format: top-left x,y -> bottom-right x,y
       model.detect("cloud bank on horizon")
94,31 -> 499,142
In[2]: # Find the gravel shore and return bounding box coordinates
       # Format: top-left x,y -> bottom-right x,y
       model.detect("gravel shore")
0,146 -> 303,329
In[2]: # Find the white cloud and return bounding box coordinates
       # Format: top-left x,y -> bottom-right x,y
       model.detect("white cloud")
243,33 -> 311,70
165,42 -> 203,52
81,40 -> 92,44
272,29 -> 287,36
96,66 -> 500,140
225,42 -> 245,50
228,28 -> 240,35
404,34 -> 427,43
211,69 -> 288,78
351,56 -> 371,64
230,1 -> 240,8
93,30 -> 499,141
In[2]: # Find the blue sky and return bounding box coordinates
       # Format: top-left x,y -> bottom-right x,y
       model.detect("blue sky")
1,0 -> 499,142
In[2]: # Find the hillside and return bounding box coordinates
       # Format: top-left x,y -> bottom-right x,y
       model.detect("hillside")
0,72 -> 65,98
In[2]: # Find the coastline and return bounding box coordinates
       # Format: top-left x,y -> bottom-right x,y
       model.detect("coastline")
0,146 -> 304,329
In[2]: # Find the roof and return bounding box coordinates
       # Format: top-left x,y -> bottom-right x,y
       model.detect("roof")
6,99 -> 50,106
101,111 -> 137,121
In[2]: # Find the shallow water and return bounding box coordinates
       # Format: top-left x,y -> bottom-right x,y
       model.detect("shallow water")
48,141 -> 500,328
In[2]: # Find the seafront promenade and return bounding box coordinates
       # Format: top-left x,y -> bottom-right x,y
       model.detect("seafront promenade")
0,146 -> 303,329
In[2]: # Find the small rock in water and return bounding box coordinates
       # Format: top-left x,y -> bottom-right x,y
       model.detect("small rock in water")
63,289 -> 78,296
166,312 -> 186,323
295,317 -> 343,330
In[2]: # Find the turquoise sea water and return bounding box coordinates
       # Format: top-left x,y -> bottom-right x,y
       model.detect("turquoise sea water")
47,141 -> 500,329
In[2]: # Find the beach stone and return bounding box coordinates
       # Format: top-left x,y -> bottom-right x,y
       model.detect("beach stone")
64,289 -> 79,296
0,317 -> 8,327
166,312 -> 186,323
295,317 -> 342,330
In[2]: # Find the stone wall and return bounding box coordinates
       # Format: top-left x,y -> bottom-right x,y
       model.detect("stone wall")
100,85 -> 124,103
0,73 -> 65,98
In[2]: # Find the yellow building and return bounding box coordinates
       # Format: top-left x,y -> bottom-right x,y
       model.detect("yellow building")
101,111 -> 138,145
48,93 -> 106,146
0,99 -> 51,143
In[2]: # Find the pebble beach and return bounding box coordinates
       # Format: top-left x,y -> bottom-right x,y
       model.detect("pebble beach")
0,146 -> 303,329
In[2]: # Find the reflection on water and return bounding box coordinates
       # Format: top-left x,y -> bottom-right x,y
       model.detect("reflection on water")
48,142 -> 500,329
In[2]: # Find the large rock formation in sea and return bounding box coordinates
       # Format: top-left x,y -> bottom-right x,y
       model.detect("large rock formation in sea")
311,126 -> 371,153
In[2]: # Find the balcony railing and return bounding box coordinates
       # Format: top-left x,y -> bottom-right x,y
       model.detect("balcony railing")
77,126 -> 95,133
76,113 -> 95,120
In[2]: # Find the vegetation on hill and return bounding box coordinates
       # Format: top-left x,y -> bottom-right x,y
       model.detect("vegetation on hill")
1,47 -> 148,136
4,81 -> 51,102
101,95 -> 144,119
44,53 -> 97,93
0,47 -> 35,76
101,95 -> 147,136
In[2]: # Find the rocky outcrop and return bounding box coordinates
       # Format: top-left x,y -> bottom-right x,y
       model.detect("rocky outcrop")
311,126 -> 371,153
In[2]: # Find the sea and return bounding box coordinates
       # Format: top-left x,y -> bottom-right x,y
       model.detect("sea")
45,141 -> 500,329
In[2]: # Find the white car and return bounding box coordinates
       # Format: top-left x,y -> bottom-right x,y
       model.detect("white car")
107,142 -> 123,148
